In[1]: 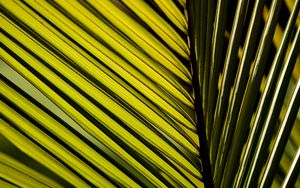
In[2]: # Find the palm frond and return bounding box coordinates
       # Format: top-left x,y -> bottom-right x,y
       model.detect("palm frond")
1,0 -> 201,187
1,0 -> 299,187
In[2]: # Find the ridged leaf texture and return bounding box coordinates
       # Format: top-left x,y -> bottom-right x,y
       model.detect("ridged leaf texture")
0,0 -> 299,187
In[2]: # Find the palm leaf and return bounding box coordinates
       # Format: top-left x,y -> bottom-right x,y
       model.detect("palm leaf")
1,0 -> 299,187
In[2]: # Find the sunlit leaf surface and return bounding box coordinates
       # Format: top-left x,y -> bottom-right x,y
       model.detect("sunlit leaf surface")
0,0 -> 299,187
